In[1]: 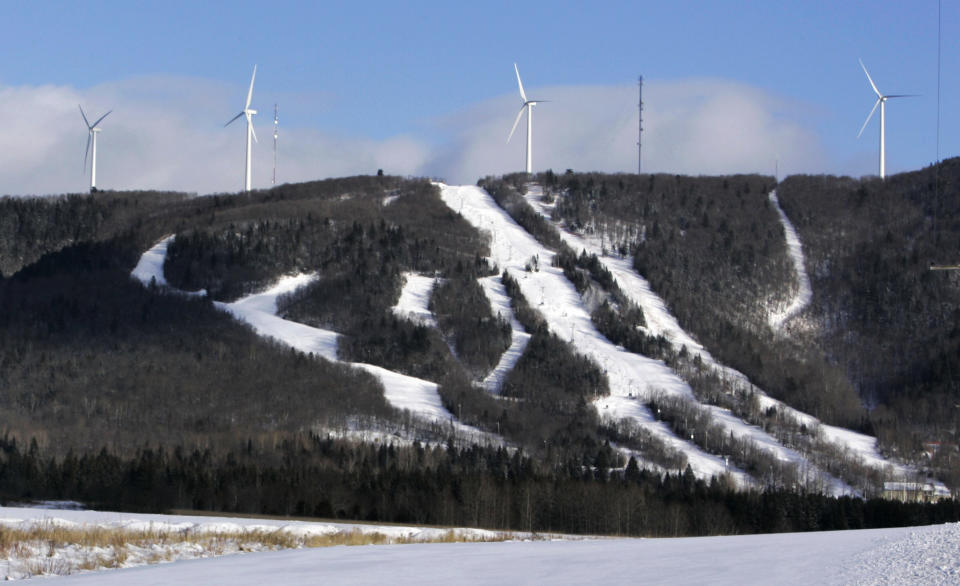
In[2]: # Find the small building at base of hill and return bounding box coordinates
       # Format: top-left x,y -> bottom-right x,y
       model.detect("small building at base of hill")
881,481 -> 951,503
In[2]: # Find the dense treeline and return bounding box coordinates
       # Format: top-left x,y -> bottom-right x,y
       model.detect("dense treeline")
165,178 -> 485,302
0,177 -> 496,456
0,235 -> 395,454
1,434 -> 957,537
430,267 -> 512,378
0,190 -> 196,277
433,270 -> 613,458
0,176 -> 634,470
4,168 -> 960,524
778,159 -> 960,483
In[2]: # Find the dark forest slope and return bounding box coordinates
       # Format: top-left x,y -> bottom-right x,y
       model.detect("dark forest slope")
778,159 -> 960,476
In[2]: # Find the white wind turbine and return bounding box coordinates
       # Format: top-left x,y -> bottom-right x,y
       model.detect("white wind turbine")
507,63 -> 548,174
857,59 -> 915,180
225,65 -> 258,191
79,105 -> 111,192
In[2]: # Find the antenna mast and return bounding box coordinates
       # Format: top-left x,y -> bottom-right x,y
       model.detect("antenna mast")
272,103 -> 279,186
637,76 -> 643,174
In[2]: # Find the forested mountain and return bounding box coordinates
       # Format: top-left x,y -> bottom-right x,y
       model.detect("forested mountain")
507,162 -> 960,489
0,166 -> 957,535
778,160 -> 960,485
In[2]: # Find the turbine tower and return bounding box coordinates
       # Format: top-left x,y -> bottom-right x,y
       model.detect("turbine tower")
79,105 -> 111,192
225,65 -> 258,191
272,103 -> 278,186
507,63 -> 547,174
857,59 -> 915,180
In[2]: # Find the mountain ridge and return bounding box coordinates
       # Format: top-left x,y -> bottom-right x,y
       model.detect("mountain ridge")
1,165 -> 958,508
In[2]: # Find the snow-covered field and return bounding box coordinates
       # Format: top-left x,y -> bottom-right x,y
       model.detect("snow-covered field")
0,506 -> 950,584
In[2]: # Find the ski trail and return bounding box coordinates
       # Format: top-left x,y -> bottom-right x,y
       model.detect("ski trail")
478,275 -> 531,394
393,270 -> 531,395
130,237 -> 493,441
131,239 -> 173,288
521,185 -> 917,486
768,190 -> 812,330
439,183 -> 750,484
393,272 -> 439,327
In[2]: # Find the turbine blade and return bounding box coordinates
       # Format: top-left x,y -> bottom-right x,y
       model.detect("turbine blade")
857,98 -> 881,138
246,65 -> 257,110
83,133 -> 91,173
79,105 -> 91,129
859,59 -> 882,98
514,63 -> 527,103
92,110 -> 112,128
248,113 -> 258,143
507,106 -> 525,143
224,112 -> 244,127
886,94 -> 919,98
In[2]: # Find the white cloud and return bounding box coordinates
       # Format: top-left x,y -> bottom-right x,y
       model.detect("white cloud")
0,76 -> 828,197
425,79 -> 829,184
0,77 -> 434,196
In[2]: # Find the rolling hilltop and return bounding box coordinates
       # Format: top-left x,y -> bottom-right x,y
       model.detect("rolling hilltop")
0,165 -> 958,535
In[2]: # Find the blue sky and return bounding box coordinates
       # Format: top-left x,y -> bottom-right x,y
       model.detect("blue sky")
0,1 -> 955,194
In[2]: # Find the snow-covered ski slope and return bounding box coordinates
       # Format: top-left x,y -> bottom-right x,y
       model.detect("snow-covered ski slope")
768,189 -> 813,330
478,276 -> 531,393
392,273 -> 439,327
130,238 -> 492,441
391,271 -> 531,395
439,184 -> 750,483
517,184 -> 913,482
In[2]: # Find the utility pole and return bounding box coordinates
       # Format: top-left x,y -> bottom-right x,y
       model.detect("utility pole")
637,76 -> 644,174
272,103 -> 279,186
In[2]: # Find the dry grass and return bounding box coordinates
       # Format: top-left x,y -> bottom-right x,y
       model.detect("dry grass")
0,521 -> 511,578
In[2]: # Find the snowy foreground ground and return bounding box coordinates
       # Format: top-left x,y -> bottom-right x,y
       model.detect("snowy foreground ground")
0,506 -> 951,584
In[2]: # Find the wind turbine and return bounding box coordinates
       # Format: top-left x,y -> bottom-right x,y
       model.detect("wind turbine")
79,105 -> 111,192
225,65 -> 258,191
507,63 -> 547,174
857,59 -> 915,180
